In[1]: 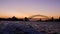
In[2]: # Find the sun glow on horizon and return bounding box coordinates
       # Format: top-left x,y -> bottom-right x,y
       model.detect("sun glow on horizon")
0,0 -> 60,18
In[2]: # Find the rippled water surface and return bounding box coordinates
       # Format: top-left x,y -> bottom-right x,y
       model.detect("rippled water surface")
0,21 -> 60,34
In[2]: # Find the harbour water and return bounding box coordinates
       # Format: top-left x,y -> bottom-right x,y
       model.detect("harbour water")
0,21 -> 60,34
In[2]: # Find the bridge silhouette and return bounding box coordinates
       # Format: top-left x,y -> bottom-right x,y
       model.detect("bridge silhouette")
28,15 -> 50,20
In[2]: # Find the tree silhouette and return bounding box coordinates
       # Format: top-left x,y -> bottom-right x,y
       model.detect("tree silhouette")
12,16 -> 18,21
51,17 -> 54,21
59,17 -> 60,20
58,17 -> 60,22
52,17 -> 54,20
24,17 -> 29,21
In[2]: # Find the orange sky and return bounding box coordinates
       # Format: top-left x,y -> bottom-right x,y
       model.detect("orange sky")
0,0 -> 60,18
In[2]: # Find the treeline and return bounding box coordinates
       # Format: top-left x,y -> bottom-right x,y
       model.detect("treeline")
0,16 -> 29,21
0,16 -> 60,22
37,17 -> 60,22
46,17 -> 60,22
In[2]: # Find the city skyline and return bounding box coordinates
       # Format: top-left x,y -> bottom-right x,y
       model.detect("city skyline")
0,0 -> 60,18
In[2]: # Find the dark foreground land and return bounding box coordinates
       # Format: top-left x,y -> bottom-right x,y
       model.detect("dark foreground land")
0,21 -> 60,34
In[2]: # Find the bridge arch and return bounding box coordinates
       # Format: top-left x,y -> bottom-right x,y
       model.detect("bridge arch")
28,15 -> 49,20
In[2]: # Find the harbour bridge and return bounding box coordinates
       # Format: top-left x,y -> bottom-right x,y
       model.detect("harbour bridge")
28,15 -> 50,20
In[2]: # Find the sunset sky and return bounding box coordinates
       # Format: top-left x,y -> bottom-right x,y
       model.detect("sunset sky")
0,0 -> 60,18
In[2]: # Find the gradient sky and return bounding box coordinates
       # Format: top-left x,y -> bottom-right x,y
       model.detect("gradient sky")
0,0 -> 60,18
